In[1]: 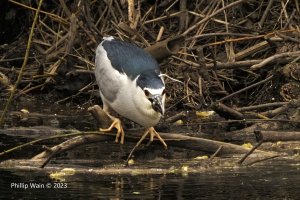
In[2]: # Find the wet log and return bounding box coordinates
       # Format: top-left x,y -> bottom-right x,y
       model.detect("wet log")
158,132 -> 257,155
254,130 -> 300,142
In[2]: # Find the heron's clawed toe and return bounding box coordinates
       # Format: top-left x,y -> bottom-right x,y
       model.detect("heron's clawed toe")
147,127 -> 167,149
100,118 -> 125,144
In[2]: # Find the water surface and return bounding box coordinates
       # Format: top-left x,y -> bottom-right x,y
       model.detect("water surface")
1,161 -> 299,199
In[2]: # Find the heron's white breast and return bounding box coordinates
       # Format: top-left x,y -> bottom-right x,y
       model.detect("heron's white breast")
109,77 -> 162,127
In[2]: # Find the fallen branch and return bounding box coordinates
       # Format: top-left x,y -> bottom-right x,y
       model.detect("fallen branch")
212,102 -> 245,120
32,133 -> 111,161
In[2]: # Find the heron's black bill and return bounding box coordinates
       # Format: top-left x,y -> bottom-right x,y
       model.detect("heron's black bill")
150,95 -> 164,115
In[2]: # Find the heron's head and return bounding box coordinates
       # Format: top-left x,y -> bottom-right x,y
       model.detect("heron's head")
136,71 -> 166,115
143,87 -> 166,115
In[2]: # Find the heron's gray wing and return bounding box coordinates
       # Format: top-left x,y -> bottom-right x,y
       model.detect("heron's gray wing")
95,44 -> 122,102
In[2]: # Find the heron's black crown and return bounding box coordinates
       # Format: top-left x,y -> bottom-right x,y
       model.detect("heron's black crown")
136,70 -> 164,90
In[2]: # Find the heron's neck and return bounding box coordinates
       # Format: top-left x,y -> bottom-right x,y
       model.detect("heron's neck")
133,92 -> 161,121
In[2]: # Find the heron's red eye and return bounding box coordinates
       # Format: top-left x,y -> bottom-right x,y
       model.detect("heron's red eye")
144,90 -> 150,96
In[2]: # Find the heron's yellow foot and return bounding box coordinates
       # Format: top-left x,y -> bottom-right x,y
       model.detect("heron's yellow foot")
145,127 -> 167,149
100,118 -> 125,144
125,127 -> 167,165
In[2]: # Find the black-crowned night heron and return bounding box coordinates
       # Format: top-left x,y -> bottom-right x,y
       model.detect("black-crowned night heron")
94,36 -> 167,149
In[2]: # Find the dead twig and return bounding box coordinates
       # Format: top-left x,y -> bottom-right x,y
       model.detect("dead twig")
258,0 -> 274,28
182,0 -> 246,36
236,102 -> 288,112
208,145 -> 223,162
217,75 -> 274,103
246,155 -> 280,166
237,140 -> 264,165
251,51 -> 300,70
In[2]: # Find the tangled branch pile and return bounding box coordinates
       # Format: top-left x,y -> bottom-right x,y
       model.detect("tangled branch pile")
1,0 -> 300,111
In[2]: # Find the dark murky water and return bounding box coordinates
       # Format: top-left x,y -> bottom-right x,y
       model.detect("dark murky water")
1,162 -> 300,199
